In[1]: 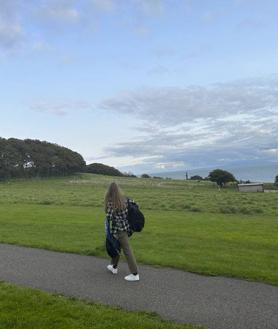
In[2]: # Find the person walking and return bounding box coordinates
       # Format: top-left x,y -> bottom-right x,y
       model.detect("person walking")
104,182 -> 139,282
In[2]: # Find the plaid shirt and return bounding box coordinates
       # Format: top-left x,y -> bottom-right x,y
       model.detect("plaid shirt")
106,198 -> 136,237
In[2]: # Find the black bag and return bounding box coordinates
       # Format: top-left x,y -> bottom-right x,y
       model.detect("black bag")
127,200 -> 145,232
104,219 -> 121,258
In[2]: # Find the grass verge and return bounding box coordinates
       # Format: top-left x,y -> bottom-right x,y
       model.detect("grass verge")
0,282 -> 202,329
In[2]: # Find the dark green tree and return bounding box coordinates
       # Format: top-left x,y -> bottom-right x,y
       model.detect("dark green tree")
86,163 -> 124,176
190,175 -> 203,181
275,175 -> 278,186
208,169 -> 236,187
0,137 -> 85,179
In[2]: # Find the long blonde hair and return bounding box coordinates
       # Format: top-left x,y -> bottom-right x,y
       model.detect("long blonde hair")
104,182 -> 126,211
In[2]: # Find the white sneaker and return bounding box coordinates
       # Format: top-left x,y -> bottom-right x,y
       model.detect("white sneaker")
107,265 -> 118,274
124,274 -> 140,281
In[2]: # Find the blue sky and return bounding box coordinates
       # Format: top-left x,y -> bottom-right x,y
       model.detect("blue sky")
1,0 -> 278,174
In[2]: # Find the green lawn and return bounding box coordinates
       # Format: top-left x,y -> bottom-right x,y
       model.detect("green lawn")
0,174 -> 277,285
0,282 -> 201,329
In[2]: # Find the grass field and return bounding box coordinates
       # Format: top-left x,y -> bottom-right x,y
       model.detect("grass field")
1,174 -> 278,215
0,282 -> 201,329
0,174 -> 277,285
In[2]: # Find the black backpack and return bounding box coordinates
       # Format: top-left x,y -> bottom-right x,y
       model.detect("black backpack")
127,199 -> 145,232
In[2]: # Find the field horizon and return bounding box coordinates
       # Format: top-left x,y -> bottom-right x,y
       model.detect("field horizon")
151,162 -> 278,183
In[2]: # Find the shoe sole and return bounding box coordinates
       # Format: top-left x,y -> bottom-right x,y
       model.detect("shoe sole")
124,277 -> 140,281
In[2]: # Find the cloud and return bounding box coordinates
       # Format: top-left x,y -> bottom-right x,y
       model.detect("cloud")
0,0 -> 167,53
99,77 -> 278,125
89,0 -> 164,16
99,76 -> 278,170
147,65 -> 169,76
0,22 -> 23,49
134,0 -> 164,16
38,1 -> 80,25
107,115 -> 278,171
32,40 -> 52,51
153,46 -> 176,58
201,9 -> 226,24
0,0 -> 81,53
237,18 -> 266,30
0,0 -> 24,50
44,8 -> 80,23
133,24 -> 150,37
30,100 -> 92,116
182,44 -> 212,61
155,161 -> 185,170
90,0 -> 116,12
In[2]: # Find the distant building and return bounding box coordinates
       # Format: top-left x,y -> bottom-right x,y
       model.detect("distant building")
238,183 -> 264,192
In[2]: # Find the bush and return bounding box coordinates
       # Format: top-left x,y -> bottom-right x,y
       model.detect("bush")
85,163 -> 124,177
190,175 -> 203,180
219,206 -> 238,214
190,207 -> 202,212
123,171 -> 137,177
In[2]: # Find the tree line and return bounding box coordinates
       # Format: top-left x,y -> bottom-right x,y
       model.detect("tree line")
2,137 -> 277,184
141,169 -> 237,186
0,137 -> 136,180
0,138 -> 86,179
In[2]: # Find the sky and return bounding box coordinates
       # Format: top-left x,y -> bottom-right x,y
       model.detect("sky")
1,0 -> 278,174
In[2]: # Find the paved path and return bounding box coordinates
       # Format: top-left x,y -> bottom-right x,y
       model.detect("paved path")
0,243 -> 277,329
